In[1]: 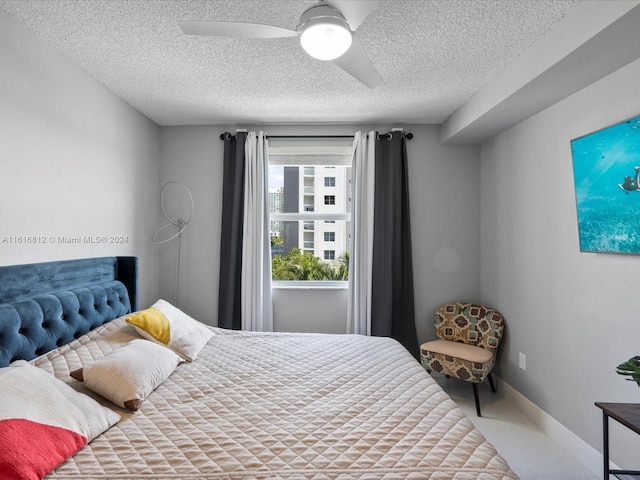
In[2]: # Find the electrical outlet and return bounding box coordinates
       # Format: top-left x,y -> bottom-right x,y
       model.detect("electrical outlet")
519,352 -> 526,371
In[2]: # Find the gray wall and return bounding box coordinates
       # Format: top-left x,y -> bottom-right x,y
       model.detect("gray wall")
158,124 -> 480,341
157,126 -> 224,322
0,10 -> 161,307
481,57 -> 640,467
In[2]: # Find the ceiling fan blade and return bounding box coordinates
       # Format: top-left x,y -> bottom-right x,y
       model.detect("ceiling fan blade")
331,35 -> 383,88
325,0 -> 381,30
178,21 -> 298,39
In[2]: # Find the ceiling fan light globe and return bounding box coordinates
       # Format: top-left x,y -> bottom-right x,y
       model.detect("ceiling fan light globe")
300,18 -> 352,61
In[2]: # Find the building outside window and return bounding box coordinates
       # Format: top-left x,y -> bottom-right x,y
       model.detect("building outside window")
268,187 -> 284,256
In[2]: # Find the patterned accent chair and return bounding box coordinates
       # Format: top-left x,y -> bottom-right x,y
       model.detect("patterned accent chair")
420,302 -> 505,416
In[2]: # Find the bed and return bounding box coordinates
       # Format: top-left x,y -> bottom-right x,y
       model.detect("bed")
0,257 -> 519,480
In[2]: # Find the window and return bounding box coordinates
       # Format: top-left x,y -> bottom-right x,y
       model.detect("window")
268,138 -> 352,283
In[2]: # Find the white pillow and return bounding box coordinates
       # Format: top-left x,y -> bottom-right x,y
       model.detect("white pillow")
0,363 -> 120,479
70,339 -> 181,411
126,299 -> 214,361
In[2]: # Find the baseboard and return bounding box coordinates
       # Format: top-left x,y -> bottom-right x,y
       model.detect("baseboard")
499,378 -> 608,477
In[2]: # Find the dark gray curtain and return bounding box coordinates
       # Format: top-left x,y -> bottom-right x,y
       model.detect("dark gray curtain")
218,131 -> 247,329
371,131 -> 419,360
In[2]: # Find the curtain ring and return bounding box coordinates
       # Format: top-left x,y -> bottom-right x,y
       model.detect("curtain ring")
375,132 -> 393,140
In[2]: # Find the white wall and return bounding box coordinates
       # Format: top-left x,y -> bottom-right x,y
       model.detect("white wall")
159,124 -> 480,338
273,287 -> 348,333
481,57 -> 640,468
0,10 -> 161,306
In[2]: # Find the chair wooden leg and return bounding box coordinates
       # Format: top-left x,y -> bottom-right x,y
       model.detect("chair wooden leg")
488,373 -> 496,393
472,383 -> 481,417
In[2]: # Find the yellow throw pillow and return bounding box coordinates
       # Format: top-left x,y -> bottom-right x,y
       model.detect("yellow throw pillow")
126,307 -> 171,345
126,299 -> 214,362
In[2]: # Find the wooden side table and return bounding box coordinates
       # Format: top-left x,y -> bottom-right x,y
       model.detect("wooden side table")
595,402 -> 640,480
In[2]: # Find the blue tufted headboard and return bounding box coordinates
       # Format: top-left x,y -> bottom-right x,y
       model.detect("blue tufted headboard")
0,256 -> 138,367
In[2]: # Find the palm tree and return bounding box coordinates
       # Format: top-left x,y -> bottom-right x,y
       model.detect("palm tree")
336,251 -> 349,280
272,248 -> 321,280
272,249 -> 350,281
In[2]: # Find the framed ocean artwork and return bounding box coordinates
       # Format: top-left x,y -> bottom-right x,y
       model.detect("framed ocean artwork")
571,114 -> 640,253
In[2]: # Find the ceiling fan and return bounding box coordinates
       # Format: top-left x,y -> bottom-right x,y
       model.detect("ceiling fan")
178,0 -> 383,88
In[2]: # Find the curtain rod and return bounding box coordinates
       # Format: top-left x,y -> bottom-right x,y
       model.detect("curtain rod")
219,132 -> 413,140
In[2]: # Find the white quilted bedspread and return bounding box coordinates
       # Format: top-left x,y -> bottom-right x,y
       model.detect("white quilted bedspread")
33,318 -> 519,479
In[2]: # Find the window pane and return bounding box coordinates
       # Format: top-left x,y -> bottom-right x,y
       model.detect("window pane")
270,220 -> 349,280
269,165 -> 351,214
269,159 -> 351,282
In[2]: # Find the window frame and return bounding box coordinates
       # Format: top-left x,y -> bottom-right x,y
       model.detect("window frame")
268,138 -> 352,289
324,250 -> 336,260
324,195 -> 336,205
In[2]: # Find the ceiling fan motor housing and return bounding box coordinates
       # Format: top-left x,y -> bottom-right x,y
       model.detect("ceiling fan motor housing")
298,2 -> 353,61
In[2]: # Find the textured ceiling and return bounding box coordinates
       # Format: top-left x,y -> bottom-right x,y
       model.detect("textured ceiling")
0,0 -> 580,126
